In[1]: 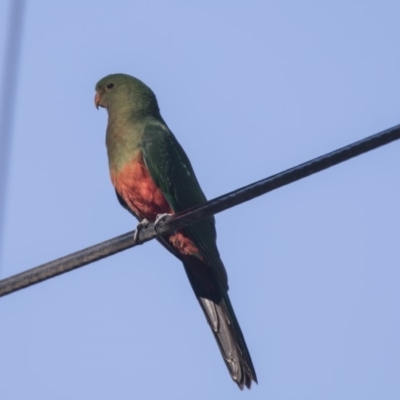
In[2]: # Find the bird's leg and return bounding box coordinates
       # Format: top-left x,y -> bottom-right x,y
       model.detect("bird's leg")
154,213 -> 173,233
133,218 -> 149,244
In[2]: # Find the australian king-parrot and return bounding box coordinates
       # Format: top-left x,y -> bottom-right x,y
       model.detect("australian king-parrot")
95,73 -> 257,389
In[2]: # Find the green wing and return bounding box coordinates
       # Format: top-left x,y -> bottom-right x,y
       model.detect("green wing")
141,119 -> 228,289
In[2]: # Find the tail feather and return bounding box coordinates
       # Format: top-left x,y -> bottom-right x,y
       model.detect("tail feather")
183,259 -> 257,389
198,295 -> 257,389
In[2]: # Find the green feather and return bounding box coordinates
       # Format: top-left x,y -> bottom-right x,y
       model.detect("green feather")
141,119 -> 229,289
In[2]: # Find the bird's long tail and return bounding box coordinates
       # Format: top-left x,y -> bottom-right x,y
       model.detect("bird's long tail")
182,258 -> 257,389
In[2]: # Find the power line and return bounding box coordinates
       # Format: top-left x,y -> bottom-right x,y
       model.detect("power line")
0,122 -> 399,297
0,0 -> 26,273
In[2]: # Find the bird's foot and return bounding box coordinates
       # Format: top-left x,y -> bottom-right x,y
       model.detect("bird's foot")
154,213 -> 173,233
133,219 -> 149,244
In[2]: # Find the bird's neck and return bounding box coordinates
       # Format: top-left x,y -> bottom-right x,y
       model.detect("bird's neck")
106,112 -> 145,174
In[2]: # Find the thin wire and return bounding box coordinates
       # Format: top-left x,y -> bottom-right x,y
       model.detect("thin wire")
0,123 -> 399,297
0,0 -> 26,273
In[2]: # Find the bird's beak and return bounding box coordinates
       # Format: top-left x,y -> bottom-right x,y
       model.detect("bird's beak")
94,92 -> 101,110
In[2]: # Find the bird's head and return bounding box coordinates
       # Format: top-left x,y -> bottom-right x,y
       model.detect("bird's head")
94,73 -> 160,116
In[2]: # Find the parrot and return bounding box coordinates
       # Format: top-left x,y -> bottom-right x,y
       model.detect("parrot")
95,73 -> 257,389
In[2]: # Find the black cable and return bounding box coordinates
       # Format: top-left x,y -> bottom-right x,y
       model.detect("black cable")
0,123 -> 399,297
0,0 -> 26,273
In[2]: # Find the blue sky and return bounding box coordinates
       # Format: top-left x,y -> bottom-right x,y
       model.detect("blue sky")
1,1 -> 399,399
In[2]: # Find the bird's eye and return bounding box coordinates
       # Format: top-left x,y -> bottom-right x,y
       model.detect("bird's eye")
106,83 -> 114,89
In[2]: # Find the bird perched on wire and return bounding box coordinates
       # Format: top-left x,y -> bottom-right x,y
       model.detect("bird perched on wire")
95,73 -> 257,389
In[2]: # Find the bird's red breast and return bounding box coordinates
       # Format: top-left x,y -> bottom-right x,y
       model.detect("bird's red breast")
111,152 -> 201,257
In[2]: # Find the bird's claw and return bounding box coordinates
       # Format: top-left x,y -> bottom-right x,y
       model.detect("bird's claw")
133,219 -> 149,244
154,213 -> 172,233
